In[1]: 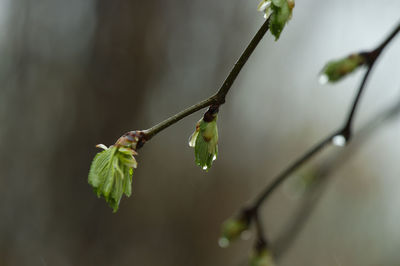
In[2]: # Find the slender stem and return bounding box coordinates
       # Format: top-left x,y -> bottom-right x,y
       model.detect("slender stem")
247,19 -> 400,219
343,20 -> 400,137
375,20 -> 400,54
239,21 -> 400,251
252,131 -> 338,209
339,63 -> 375,140
141,18 -> 271,142
215,17 -> 271,101
253,211 -> 269,252
273,94 -> 400,258
143,96 -> 218,140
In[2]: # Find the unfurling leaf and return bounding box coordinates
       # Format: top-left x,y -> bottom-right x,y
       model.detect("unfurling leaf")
258,0 -> 295,40
320,53 -> 366,83
189,106 -> 219,171
88,144 -> 137,212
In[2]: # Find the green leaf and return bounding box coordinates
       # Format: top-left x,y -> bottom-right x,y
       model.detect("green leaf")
320,54 -> 366,83
258,0 -> 294,36
272,0 -> 285,7
88,145 -> 137,212
88,146 -> 117,196
189,116 -> 218,171
250,249 -> 276,266
269,1 -> 292,40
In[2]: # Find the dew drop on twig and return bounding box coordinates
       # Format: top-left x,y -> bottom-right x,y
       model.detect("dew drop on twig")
332,135 -> 347,147
218,237 -> 230,248
319,74 -> 329,85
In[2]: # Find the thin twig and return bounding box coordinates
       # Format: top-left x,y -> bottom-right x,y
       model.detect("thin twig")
243,19 -> 400,244
340,64 -> 374,140
141,17 -> 271,142
143,96 -> 218,140
342,20 -> 400,138
215,17 -> 271,101
254,211 -> 267,247
252,131 -> 338,210
273,93 -> 400,259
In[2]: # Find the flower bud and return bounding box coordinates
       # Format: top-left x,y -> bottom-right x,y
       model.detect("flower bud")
116,130 -> 146,150
258,0 -> 295,40
320,53 -> 366,83
219,214 -> 250,247
189,107 -> 219,171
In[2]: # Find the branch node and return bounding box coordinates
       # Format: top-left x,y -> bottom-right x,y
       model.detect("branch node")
115,130 -> 147,150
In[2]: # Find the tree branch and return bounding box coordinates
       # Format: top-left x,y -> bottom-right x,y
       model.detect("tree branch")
141,17 -> 271,142
273,92 -> 400,259
341,20 -> 400,140
242,19 -> 400,244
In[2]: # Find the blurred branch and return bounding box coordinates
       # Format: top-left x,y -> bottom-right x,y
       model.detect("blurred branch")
341,20 -> 400,140
251,19 -> 400,211
273,92 -> 400,259
254,211 -> 268,248
240,19 -> 400,249
138,17 -> 271,142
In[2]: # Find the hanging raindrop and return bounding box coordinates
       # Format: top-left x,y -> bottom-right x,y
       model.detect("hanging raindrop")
218,237 -> 230,248
318,73 -> 329,84
332,135 -> 347,147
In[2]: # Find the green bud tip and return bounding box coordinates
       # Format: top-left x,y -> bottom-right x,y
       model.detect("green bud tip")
189,107 -> 219,171
258,0 -> 295,40
320,53 -> 366,83
219,215 -> 250,248
250,248 -> 276,266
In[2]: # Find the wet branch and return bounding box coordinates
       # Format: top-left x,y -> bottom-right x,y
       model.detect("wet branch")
274,92 -> 400,259
341,21 -> 400,139
139,18 -> 271,142
245,19 -> 400,246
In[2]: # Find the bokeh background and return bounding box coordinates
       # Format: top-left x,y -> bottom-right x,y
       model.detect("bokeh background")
1,0 -> 400,265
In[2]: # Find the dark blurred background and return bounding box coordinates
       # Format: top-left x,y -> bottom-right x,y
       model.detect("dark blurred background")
1,0 -> 400,265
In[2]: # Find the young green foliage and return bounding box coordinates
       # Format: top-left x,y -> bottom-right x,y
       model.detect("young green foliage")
219,214 -> 250,247
189,107 -> 219,171
258,0 -> 295,40
88,144 -> 137,212
250,248 -> 276,266
320,53 -> 366,83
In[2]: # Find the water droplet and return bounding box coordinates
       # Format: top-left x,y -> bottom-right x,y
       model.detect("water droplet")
188,132 -> 198,147
218,237 -> 230,248
212,155 -> 217,161
203,166 -> 208,170
332,135 -> 347,147
258,1 -> 271,12
319,74 -> 329,84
